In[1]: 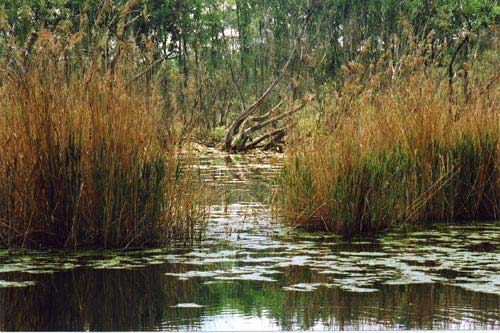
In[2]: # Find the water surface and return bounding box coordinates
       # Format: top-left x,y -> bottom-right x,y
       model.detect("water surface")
1,152 -> 499,331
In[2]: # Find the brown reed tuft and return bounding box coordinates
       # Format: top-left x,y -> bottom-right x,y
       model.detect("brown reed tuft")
278,49 -> 499,235
0,30 -> 205,249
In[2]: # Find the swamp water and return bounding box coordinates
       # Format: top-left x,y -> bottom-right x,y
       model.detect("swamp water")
0,152 -> 499,331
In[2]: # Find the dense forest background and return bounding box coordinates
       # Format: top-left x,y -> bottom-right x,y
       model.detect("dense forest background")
0,0 -> 499,148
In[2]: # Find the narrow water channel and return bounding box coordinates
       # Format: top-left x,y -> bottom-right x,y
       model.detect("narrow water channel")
0,152 -> 499,331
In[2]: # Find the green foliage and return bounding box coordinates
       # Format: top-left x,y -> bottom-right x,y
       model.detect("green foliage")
208,126 -> 228,144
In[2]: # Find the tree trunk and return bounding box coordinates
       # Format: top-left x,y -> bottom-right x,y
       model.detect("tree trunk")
223,2 -> 317,152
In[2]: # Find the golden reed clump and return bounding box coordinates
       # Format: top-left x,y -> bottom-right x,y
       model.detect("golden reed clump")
278,48 -> 499,235
0,30 -> 205,248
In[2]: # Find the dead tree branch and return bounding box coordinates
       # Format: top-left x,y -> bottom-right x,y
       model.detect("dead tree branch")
222,1 -> 318,152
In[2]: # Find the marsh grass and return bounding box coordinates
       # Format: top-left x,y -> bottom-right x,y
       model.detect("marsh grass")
278,52 -> 499,235
0,31 -> 205,248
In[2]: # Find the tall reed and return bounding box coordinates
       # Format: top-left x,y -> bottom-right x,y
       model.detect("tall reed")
0,30 -> 205,248
278,52 -> 499,235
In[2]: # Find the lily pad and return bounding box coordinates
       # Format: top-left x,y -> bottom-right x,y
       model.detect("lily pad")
0,280 -> 36,288
339,285 -> 379,293
171,303 -> 204,308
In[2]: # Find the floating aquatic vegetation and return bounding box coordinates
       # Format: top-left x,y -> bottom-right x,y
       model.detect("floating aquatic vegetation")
339,252 -> 387,257
171,303 -> 204,308
184,250 -> 240,258
0,263 -> 36,274
165,270 -> 226,279
0,280 -> 36,288
453,283 -> 500,296
213,273 -> 276,282
203,280 -> 236,285
383,274 -> 442,285
0,255 -> 81,275
240,256 -> 285,264
283,283 -> 335,292
165,264 -> 281,283
24,262 -> 80,274
338,285 -> 379,293
89,256 -> 146,270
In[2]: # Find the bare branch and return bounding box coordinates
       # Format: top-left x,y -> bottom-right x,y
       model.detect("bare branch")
130,50 -> 178,83
245,101 -> 307,135
245,127 -> 288,151
250,100 -> 284,122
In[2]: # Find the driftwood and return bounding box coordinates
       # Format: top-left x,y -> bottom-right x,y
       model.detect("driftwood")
222,2 -> 318,152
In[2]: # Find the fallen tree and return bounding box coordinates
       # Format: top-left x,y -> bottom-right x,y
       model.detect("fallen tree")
222,2 -> 317,152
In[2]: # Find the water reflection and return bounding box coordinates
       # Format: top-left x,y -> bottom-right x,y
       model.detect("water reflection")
0,152 -> 499,331
1,264 -> 499,331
